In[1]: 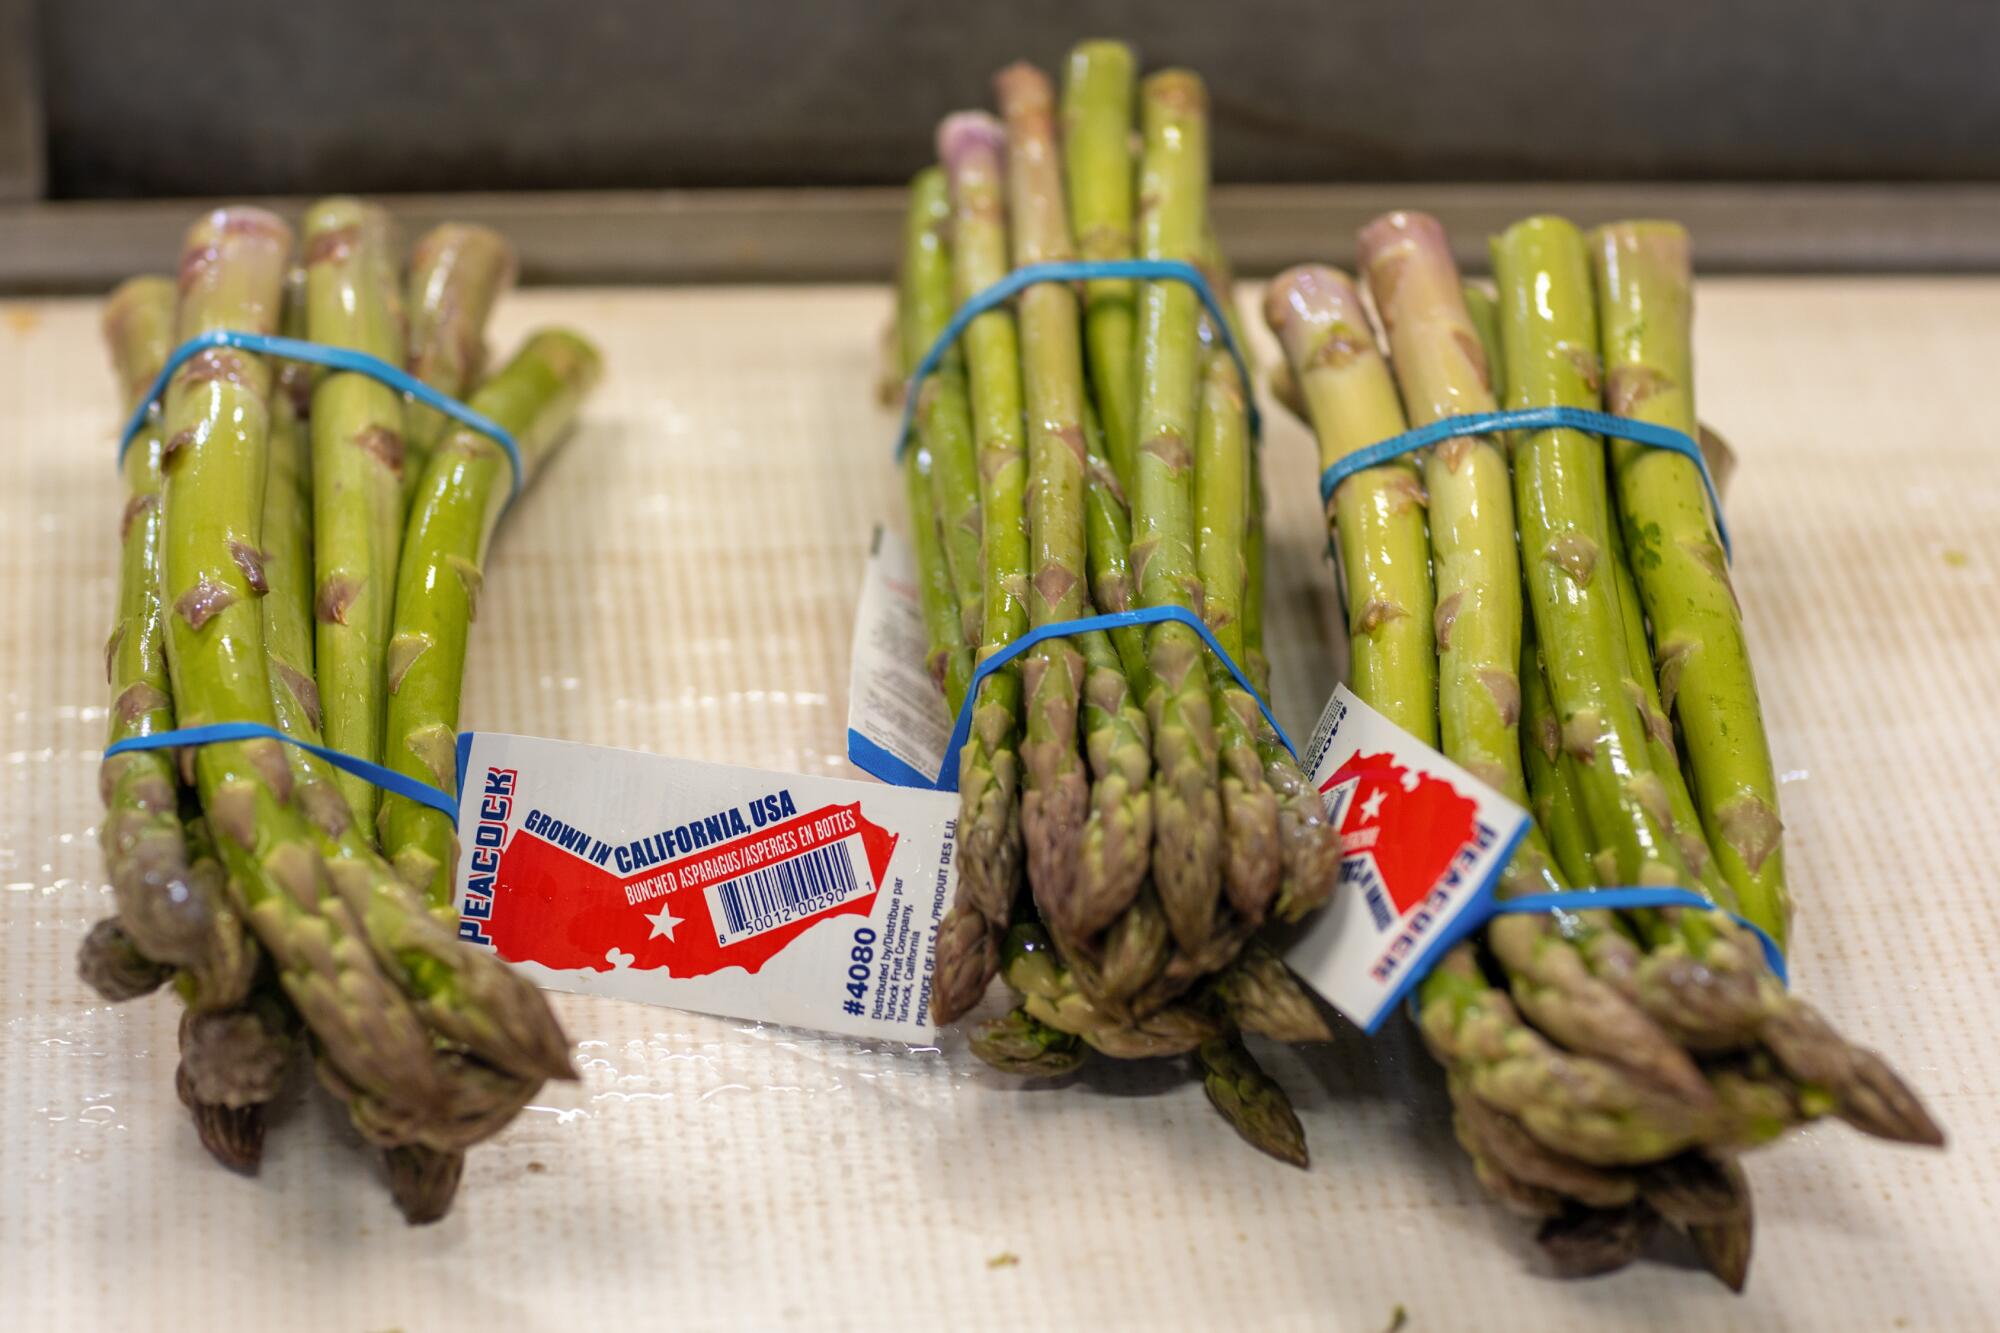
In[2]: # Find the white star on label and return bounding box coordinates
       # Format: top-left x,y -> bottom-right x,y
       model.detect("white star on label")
1358,788 -> 1387,823
644,904 -> 684,942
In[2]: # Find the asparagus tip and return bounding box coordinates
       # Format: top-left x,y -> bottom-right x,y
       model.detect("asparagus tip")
385,1145 -> 466,1225
75,916 -> 174,1002
177,1063 -> 267,1173
1837,1050 -> 1947,1148
1535,1202 -> 1658,1279
1688,1215 -> 1754,1293
1198,1038 -> 1310,1168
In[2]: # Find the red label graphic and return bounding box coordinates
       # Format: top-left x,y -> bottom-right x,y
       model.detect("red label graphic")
484,802 -> 900,976
1323,751 -> 1480,917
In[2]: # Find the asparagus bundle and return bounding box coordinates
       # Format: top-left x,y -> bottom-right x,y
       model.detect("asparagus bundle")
890,45 -> 1340,1166
79,202 -> 600,1224
1266,210 -> 1942,1285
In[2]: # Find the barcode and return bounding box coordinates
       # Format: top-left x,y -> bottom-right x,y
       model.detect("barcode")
707,839 -> 866,946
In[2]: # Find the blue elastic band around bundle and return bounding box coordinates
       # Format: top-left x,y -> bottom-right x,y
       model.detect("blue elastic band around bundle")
894,258 -> 1259,462
116,329 -> 524,499
1384,881 -> 1787,1031
105,722 -> 460,821
1485,888 -> 1784,982
1320,405 -> 1732,561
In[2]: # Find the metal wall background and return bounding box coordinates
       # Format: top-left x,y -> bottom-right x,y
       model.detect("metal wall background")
29,0 -> 2000,198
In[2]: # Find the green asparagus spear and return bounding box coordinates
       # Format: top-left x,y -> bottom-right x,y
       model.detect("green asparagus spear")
1194,333 -> 1281,921
1061,39 -> 1140,492
1083,405 -> 1153,695
156,390 -> 312,1172
167,805 -> 298,1171
1215,260 -> 1340,925
1190,227 -> 1285,923
1064,406 -> 1162,977
77,918 -> 173,1000
996,63 -> 1091,935
1608,515 -> 1736,904
1460,279 -> 1507,404
260,388 -> 322,786
1091,883 -> 1174,1003
175,1049 -> 272,1172
937,112 -> 1028,952
402,223 -> 516,508
1589,222 -> 1789,944
158,206 -> 451,1136
1241,426 -> 1271,694
907,447 -> 974,710
1676,1157 -> 1754,1292
1521,631 -> 1599,889
1536,1201 -> 1658,1279
1196,1035 -> 1310,1167
1132,70 -> 1223,955
384,1142 -> 467,1226
275,264 -> 313,418
1356,213 -> 1524,801
94,276 -> 254,1002
316,1042 -> 539,1156
1194,226 -> 1276,685
930,901 -> 1001,1026
175,978 -> 297,1161
305,198 -> 408,842
969,1007 -> 1087,1077
1261,260 -> 1436,927
378,331 -> 603,914
900,168 -> 985,649
1202,942 -> 1334,1043
1263,264 -> 1437,744
900,166 -> 999,1028
1638,1147 -> 1758,1286
78,912 -> 174,996
896,176 -> 976,717
1070,618 -> 1155,938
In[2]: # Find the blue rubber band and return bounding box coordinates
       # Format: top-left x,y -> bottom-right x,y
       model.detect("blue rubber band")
1489,888 -> 1787,985
894,259 -> 1259,461
116,330 -> 524,500
105,721 -> 461,821
1319,405 -> 1732,562
1394,881 -> 1787,1029
866,605 -> 1296,793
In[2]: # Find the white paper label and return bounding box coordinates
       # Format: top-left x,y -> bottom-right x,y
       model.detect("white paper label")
1287,685 -> 1530,1032
453,732 -> 959,1041
845,527 -> 953,788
